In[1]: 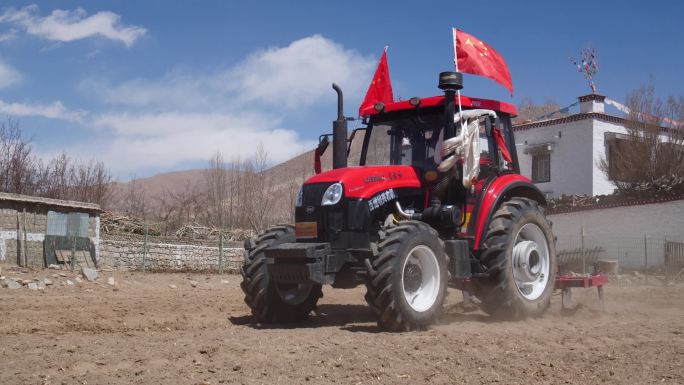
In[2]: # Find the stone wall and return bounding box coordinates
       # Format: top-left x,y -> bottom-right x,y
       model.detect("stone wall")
0,202 -> 100,267
99,236 -> 244,272
0,208 -> 49,266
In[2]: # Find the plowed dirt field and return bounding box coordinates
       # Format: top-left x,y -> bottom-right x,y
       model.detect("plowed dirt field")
1,267 -> 682,384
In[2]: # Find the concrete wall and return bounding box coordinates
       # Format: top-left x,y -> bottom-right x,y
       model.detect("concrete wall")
548,199 -> 684,267
99,237 -> 244,272
515,118 -> 594,198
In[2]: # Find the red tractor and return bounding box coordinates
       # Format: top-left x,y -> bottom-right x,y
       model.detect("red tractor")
241,71 -> 557,331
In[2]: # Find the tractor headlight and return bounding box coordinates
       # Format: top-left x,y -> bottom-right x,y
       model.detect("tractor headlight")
321,183 -> 343,206
295,186 -> 303,207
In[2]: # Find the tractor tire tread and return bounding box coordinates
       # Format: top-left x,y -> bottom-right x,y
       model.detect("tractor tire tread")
363,221 -> 447,331
474,198 -> 556,320
240,225 -> 322,324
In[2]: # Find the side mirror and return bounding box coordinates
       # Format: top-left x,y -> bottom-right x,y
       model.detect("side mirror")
314,135 -> 331,174
317,135 -> 330,155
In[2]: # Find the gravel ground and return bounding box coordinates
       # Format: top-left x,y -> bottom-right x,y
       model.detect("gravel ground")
1,265 -> 682,385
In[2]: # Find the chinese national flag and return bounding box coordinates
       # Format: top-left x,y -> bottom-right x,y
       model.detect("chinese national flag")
454,29 -> 513,95
359,48 -> 394,117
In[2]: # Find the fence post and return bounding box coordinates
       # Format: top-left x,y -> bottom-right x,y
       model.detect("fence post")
644,236 -> 648,284
22,208 -> 27,267
664,237 -> 669,284
70,235 -> 76,272
218,230 -> 224,275
142,223 -> 148,273
581,225 -> 586,275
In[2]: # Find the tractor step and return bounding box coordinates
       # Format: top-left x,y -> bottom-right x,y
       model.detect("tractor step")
444,239 -> 471,279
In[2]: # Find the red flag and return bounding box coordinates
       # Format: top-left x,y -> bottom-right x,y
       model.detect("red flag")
359,48 -> 394,117
454,29 -> 513,95
492,127 -> 513,163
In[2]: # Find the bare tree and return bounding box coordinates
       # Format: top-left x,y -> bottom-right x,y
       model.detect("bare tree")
153,190 -> 176,236
171,183 -> 205,228
599,83 -> 684,195
123,176 -> 148,219
280,150 -> 313,222
0,118 -> 35,194
227,156 -> 242,229
514,97 -> 567,124
204,151 -> 229,228
0,119 -> 114,205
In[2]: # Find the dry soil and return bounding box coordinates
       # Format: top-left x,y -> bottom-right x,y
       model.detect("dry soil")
0,266 -> 682,384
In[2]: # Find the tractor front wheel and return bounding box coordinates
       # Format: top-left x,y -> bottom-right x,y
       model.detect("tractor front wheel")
364,221 -> 448,331
240,225 -> 322,323
475,198 -> 557,319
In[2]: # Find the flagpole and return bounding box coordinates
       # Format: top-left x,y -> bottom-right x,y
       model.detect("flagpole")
453,28 -> 465,134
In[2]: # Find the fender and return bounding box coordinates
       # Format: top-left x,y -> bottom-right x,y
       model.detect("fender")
305,165 -> 422,199
471,174 -> 546,250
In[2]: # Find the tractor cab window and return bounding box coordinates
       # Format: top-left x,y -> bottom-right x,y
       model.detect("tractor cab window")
479,122 -> 492,162
363,110 -> 443,170
364,123 -> 392,166
361,109 -> 516,172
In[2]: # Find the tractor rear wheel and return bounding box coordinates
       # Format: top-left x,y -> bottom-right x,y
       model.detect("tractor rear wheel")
475,198 -> 557,319
364,221 -> 448,331
240,225 -> 322,323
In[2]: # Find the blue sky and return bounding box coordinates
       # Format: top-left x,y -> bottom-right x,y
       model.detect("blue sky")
0,1 -> 682,180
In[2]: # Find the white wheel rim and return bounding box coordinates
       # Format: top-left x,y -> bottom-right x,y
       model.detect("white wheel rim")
401,245 -> 441,312
275,282 -> 312,305
512,223 -> 550,300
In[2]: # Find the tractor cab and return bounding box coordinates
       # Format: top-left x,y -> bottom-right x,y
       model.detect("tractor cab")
357,94 -> 519,180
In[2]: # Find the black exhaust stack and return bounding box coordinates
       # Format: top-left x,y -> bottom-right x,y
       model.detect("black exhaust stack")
332,83 -> 348,169
431,71 -> 464,209
438,71 -> 463,140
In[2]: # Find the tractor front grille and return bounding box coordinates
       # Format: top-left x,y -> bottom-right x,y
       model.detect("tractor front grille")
301,182 -> 333,206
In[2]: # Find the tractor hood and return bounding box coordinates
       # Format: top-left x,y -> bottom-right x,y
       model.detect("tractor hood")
304,165 -> 422,199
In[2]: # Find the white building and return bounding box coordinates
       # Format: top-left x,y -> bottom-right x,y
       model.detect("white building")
514,94 -> 664,198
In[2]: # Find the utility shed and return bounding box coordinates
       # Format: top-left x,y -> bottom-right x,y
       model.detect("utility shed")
0,193 -> 102,268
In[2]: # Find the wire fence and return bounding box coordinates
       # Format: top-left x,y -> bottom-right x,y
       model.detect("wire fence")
98,226 -> 245,274
555,227 -> 684,282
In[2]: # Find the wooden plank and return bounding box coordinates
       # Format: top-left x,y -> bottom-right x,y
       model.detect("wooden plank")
22,208 -> 28,267
55,249 -> 71,264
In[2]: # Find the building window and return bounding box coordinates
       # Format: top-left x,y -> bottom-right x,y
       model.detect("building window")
531,153 -> 551,183
47,211 -> 89,237
605,134 -> 632,182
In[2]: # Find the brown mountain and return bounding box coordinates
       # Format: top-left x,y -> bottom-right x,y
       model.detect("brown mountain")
110,129 -> 368,214
115,134 -> 365,194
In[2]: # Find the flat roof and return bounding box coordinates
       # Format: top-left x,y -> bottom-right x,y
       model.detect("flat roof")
514,112 -> 676,133
0,192 -> 102,213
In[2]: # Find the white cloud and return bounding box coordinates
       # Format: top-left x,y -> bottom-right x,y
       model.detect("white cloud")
71,35 -> 373,175
225,35 -> 375,109
0,5 -> 145,47
0,59 -> 21,88
0,99 -> 84,121
90,111 -> 315,174
95,35 -> 375,110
